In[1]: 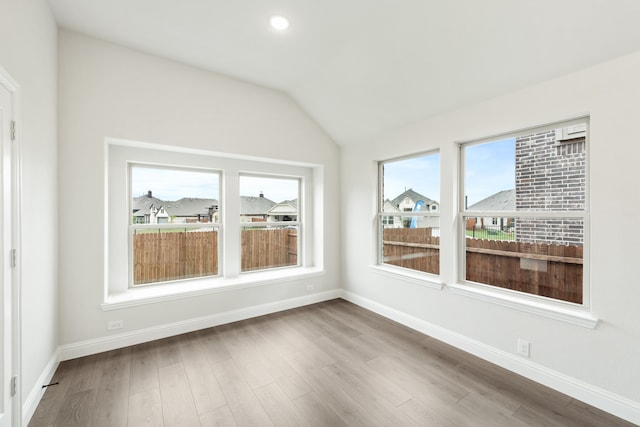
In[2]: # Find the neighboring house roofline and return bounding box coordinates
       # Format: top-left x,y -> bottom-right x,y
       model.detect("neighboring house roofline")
467,189 -> 515,211
266,202 -> 297,215
388,188 -> 438,212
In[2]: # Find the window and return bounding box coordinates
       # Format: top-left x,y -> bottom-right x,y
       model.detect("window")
460,118 -> 588,305
107,141 -> 319,301
129,165 -> 220,286
378,152 -> 440,275
239,174 -> 300,272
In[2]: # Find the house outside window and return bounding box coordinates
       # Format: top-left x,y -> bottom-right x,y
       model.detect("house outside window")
382,215 -> 395,226
378,151 -> 440,275
460,118 -> 588,304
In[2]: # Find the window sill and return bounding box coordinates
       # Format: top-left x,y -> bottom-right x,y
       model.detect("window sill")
447,282 -> 599,329
369,264 -> 444,290
102,267 -> 325,311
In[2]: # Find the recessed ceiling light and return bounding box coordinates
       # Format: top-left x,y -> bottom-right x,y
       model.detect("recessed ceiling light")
269,15 -> 290,31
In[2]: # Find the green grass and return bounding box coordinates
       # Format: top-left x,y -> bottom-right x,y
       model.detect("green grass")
465,229 -> 515,241
133,228 -> 186,234
133,227 -> 214,234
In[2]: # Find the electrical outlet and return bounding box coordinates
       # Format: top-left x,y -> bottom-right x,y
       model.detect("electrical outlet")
517,339 -> 530,357
108,320 -> 124,330
306,284 -> 314,292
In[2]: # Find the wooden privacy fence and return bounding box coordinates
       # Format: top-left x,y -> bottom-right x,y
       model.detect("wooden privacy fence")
383,228 -> 583,304
465,238 -> 583,304
241,228 -> 297,272
383,228 -> 440,275
133,228 -> 297,284
133,230 -> 218,285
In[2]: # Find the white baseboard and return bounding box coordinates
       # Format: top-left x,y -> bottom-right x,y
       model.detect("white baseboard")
340,290 -> 640,426
59,289 -> 341,361
22,350 -> 60,426
37,289 -> 640,425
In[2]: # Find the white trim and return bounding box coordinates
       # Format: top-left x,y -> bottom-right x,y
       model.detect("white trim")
108,140 -> 319,295
447,282 -> 598,329
369,264 -> 443,290
0,66 -> 19,92
102,267 -> 325,310
377,150 -> 442,271
1,65 -> 22,427
63,289 -> 340,360
378,211 -> 441,218
340,290 -> 638,425
455,114 -> 590,146
458,117 -> 591,314
22,350 -> 59,427
11,91 -> 22,427
108,137 -> 320,168
462,210 -> 588,219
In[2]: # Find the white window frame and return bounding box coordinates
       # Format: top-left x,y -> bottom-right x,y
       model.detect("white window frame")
128,163 -> 222,286
239,172 -> 302,273
453,117 -> 596,327
373,150 -> 442,289
105,139 -> 321,308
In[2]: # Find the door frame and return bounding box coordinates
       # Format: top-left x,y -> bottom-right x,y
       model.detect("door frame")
0,65 -> 22,427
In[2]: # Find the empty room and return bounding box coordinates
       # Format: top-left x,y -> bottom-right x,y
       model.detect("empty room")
1,0 -> 640,426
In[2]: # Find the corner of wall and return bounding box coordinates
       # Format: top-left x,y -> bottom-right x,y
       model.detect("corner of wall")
22,349 -> 60,426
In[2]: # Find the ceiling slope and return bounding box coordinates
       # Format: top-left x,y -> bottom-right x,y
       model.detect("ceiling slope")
49,0 -> 640,144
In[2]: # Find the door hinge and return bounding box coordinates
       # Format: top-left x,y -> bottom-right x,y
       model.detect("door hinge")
10,249 -> 16,268
10,376 -> 16,397
10,120 -> 16,141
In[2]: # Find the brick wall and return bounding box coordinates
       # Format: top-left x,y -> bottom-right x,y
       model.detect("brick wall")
515,129 -> 586,245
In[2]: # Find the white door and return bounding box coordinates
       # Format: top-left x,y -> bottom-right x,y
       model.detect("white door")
0,76 -> 14,427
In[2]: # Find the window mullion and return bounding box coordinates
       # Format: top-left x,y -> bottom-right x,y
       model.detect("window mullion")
224,169 -> 241,278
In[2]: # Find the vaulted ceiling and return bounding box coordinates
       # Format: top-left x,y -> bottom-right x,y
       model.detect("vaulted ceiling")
48,0 -> 640,145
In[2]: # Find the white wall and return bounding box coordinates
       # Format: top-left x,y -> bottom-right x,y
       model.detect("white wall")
0,0 -> 58,420
341,51 -> 640,420
57,31 -> 340,347
9,7 -> 638,422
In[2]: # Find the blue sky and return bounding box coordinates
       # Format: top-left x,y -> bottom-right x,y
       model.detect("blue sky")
132,167 -> 219,200
131,166 -> 298,202
464,137 -> 515,206
383,153 -> 441,202
134,138 -> 515,206
239,175 -> 298,202
383,138 -> 515,207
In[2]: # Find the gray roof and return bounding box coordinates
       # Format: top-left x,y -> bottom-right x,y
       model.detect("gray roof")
280,199 -> 298,209
467,189 -> 515,211
163,198 -> 217,217
132,195 -> 165,217
389,188 -> 437,211
132,195 -> 217,218
133,194 -> 287,217
240,196 -> 276,215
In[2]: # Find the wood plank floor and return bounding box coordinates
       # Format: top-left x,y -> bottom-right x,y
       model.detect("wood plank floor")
29,299 -> 634,427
